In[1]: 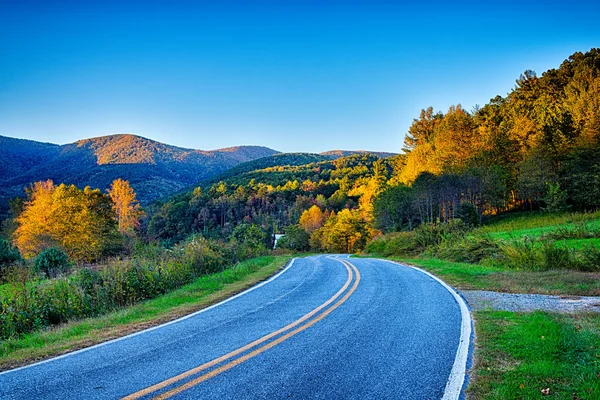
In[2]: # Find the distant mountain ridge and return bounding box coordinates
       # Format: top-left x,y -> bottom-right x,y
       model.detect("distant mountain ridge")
0,134 -> 278,209
320,149 -> 396,159
0,134 -> 397,214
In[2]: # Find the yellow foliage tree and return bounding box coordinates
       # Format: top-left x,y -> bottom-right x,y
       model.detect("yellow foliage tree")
432,105 -> 480,169
299,205 -> 325,233
399,142 -> 441,184
311,209 -> 370,253
13,180 -> 57,257
107,179 -> 144,235
14,180 -> 122,262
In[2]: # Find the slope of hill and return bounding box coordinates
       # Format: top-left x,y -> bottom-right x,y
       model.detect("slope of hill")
0,134 -> 278,208
197,153 -> 331,187
320,150 -> 396,159
196,151 -> 398,188
0,136 -> 61,178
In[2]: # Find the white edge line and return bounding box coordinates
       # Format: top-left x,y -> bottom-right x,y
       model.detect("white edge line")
383,259 -> 472,400
0,258 -> 298,376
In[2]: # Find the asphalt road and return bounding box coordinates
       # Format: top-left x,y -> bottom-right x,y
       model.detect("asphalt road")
0,255 -> 470,399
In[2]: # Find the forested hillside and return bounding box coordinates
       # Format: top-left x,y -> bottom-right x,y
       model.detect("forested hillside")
3,48 -> 600,254
320,150 -> 397,159
388,48 -> 600,223
0,136 -> 61,178
147,153 -> 399,246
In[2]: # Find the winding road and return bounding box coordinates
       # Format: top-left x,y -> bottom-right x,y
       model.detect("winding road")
0,255 -> 471,399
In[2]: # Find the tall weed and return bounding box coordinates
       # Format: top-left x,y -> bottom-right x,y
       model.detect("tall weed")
579,245 -> 600,272
540,241 -> 580,270
413,220 -> 468,250
543,222 -> 600,240
499,236 -> 542,270
0,236 -> 264,340
434,234 -> 500,264
365,231 -> 418,257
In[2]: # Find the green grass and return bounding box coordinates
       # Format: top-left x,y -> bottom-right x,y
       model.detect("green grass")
469,311 -> 600,399
480,211 -> 600,236
479,212 -> 600,240
385,257 -> 600,296
555,238 -> 600,250
0,255 -> 291,371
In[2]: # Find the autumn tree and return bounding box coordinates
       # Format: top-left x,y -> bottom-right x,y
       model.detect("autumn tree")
107,179 -> 144,235
299,205 -> 325,233
312,209 -> 370,253
14,181 -> 122,262
403,107 -> 442,151
432,105 -> 480,170
399,142 -> 440,184
13,180 -> 57,257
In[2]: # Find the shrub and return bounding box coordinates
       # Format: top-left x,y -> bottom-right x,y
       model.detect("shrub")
540,241 -> 580,270
0,238 -> 21,266
579,245 -> 600,272
175,235 -> 236,275
365,235 -> 389,255
0,236 -> 271,340
435,234 -> 500,264
498,236 -> 542,270
38,278 -> 85,324
277,225 -> 310,251
34,248 -> 70,277
543,182 -> 570,213
413,220 -> 469,250
231,224 -> 267,250
365,231 -> 418,257
70,267 -> 103,314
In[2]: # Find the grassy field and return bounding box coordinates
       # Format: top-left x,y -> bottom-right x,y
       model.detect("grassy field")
0,255 -> 291,371
468,311 -> 600,399
479,211 -> 600,240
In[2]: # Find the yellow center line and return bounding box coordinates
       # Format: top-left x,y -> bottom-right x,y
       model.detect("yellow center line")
122,258 -> 359,400
154,260 -> 361,400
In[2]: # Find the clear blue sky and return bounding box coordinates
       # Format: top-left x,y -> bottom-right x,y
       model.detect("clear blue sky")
1,1 -> 599,153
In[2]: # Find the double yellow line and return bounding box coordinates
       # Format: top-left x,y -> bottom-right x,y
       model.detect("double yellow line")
123,258 -> 360,400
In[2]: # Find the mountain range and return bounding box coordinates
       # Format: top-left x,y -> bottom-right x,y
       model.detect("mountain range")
0,134 -> 396,213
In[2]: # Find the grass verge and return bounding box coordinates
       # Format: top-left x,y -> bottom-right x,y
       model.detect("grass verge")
0,255 -> 291,371
377,257 -> 600,296
468,311 -> 600,399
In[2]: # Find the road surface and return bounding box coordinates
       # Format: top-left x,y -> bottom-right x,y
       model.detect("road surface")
0,255 -> 470,399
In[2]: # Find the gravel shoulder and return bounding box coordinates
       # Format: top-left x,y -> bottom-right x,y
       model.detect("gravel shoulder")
460,290 -> 600,313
